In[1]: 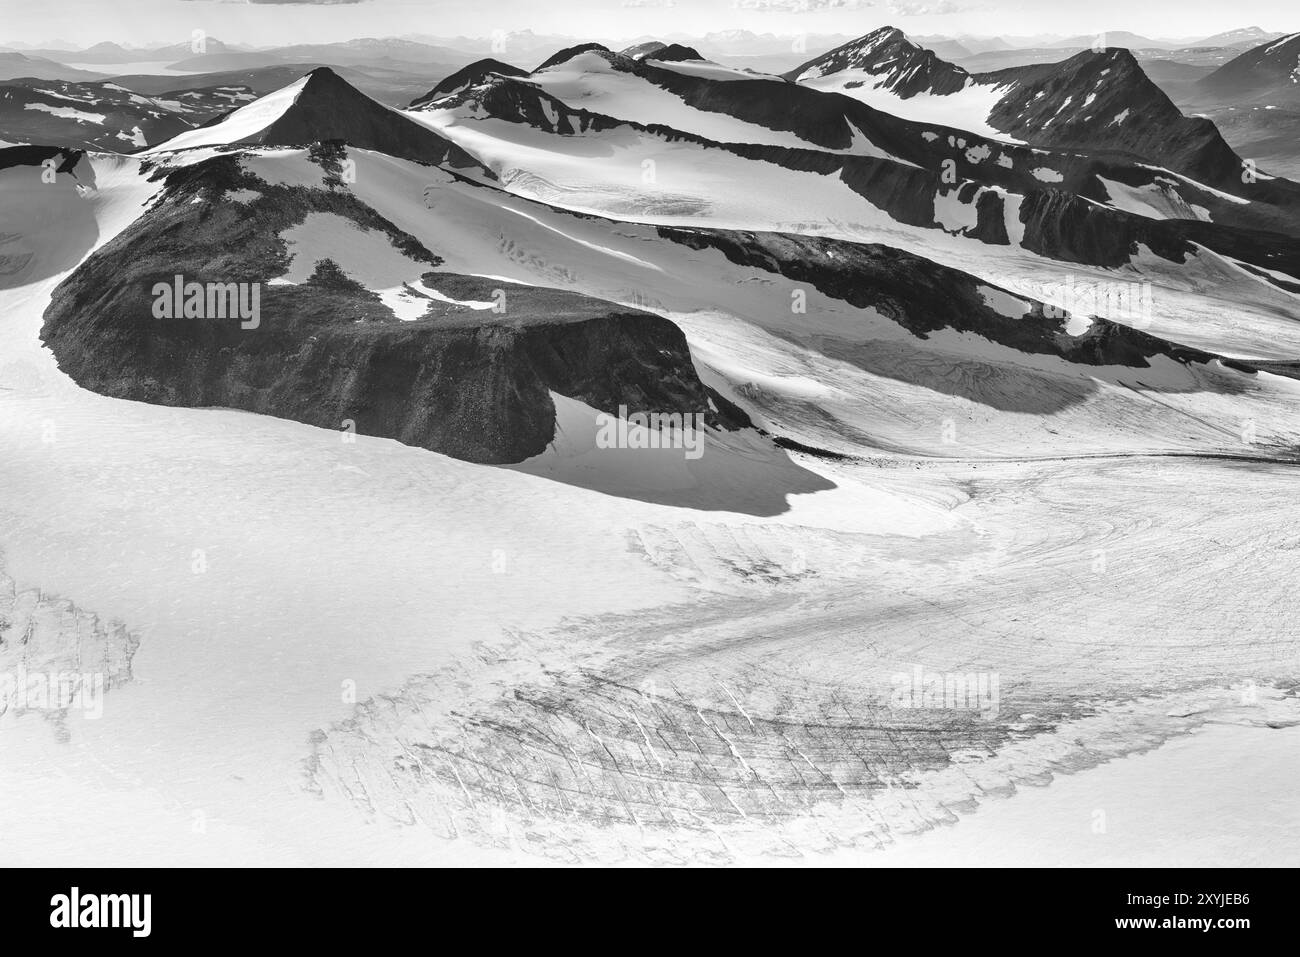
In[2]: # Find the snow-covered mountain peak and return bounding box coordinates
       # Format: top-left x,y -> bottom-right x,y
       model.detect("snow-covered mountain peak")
786,26 -> 970,98
142,67 -> 485,171
409,58 -> 528,109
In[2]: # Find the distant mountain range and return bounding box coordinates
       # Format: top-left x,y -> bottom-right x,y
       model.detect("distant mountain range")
0,78 -> 253,150
16,29 -> 1296,474
783,27 -> 1271,195
4,25 -> 1295,79
0,51 -> 106,82
1201,32 -> 1300,97
1195,27 -> 1290,48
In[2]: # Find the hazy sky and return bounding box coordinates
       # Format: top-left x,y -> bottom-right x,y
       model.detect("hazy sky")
1,0 -> 1294,48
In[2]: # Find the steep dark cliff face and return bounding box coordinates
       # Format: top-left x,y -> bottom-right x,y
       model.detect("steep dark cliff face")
437,75 -> 1300,265
655,225 -> 1239,373
47,291 -> 727,464
239,67 -> 486,172
0,144 -> 83,173
1016,187 -> 1300,275
984,50 -> 1246,190
39,152 -> 746,464
448,56 -> 1300,243
773,32 -> 1300,215
432,77 -> 620,136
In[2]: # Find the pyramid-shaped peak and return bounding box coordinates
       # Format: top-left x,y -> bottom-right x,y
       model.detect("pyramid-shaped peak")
851,26 -> 910,48
301,65 -> 347,86
786,24 -> 967,92
1057,46 -> 1144,74
801,26 -> 947,70
294,66 -> 367,99
143,66 -> 485,171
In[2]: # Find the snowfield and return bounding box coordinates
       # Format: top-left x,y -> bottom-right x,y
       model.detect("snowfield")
3,103 -> 1300,867
403,97 -> 1300,362
23,102 -> 108,124
799,73 -> 1023,144
140,75 -> 310,154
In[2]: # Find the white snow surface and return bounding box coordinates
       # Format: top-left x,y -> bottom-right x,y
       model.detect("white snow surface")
142,75 -> 310,153
3,140 -> 1300,867
1097,175 -> 1212,222
23,102 -> 106,123
796,73 -> 1024,144
645,58 -> 782,83
274,212 -> 427,287
511,58 -> 916,163
403,98 -> 1300,361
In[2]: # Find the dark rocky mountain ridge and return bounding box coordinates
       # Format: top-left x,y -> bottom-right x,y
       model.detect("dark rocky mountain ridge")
39,149 -> 749,464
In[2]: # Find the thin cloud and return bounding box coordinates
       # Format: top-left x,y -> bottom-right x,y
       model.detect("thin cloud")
729,0 -> 968,14
730,0 -> 876,12
888,0 -> 964,14
176,0 -> 369,5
